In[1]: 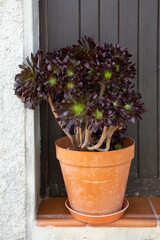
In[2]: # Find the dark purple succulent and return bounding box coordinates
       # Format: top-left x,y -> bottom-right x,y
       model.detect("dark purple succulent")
14,36 -> 146,151
14,50 -> 43,109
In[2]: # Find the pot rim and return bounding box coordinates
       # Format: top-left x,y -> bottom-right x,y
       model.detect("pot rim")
55,136 -> 135,167
55,136 -> 135,154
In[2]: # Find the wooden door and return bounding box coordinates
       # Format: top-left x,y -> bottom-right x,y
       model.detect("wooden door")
40,0 -> 160,197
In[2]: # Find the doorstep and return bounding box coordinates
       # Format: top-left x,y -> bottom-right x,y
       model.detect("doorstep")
36,197 -> 160,227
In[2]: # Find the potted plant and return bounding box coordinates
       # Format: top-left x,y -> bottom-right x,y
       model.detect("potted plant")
14,36 -> 146,224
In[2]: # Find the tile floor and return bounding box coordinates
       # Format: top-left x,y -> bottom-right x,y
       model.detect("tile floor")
37,196 -> 160,227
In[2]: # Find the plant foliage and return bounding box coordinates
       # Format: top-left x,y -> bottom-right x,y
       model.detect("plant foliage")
14,36 -> 146,151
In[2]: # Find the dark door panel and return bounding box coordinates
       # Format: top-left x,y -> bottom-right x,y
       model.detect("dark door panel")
40,0 -> 160,197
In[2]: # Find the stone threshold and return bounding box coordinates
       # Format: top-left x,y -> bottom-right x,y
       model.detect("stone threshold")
36,196 -> 160,227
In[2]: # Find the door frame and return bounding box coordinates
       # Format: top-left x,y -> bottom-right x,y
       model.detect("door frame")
23,0 -> 40,238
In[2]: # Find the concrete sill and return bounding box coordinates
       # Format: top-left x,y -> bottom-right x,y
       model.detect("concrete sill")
36,196 -> 160,227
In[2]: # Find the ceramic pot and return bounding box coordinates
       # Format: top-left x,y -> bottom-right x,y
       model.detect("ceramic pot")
55,136 -> 134,216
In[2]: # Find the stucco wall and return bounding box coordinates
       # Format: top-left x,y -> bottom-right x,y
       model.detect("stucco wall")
0,0 -> 25,239
33,227 -> 160,240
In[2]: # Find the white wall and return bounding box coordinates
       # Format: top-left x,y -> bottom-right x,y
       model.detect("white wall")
33,227 -> 160,240
0,0 -> 26,239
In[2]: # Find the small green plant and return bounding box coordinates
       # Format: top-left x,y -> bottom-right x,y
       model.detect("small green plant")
14,36 -> 146,151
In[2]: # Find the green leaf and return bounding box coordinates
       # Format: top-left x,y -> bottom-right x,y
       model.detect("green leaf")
67,82 -> 74,88
104,70 -> 112,79
72,103 -> 84,116
124,104 -> 132,111
53,67 -> 59,73
95,110 -> 102,119
116,64 -> 120,72
89,67 -> 94,72
113,101 -> 117,107
67,70 -> 74,77
49,77 -> 56,85
114,144 -> 122,150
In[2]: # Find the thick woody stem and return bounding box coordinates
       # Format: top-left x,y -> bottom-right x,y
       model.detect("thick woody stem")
48,95 -> 76,147
97,126 -> 118,152
81,121 -> 90,149
86,84 -> 107,150
88,128 -> 94,144
105,126 -> 118,150
87,126 -> 108,150
75,126 -> 79,144
74,121 -> 80,145
99,84 -> 106,99
79,126 -> 83,146
86,86 -> 106,150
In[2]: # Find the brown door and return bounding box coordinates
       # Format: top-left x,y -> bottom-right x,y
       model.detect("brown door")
40,0 -> 160,197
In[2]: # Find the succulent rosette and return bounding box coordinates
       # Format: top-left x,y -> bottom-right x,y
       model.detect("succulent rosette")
55,94 -> 89,132
14,50 -> 43,109
37,47 -> 85,101
14,36 -> 146,151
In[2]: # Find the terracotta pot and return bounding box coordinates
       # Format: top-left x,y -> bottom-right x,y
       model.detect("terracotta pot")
55,137 -> 134,216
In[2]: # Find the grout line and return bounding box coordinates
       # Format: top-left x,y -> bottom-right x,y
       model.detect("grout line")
147,197 -> 159,227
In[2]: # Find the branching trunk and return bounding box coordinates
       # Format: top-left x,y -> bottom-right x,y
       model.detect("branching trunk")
48,93 -> 118,151
99,84 -> 106,99
74,121 -> 80,145
79,126 -> 83,146
105,126 -> 118,151
86,85 -> 118,152
97,126 -> 118,152
87,126 -> 108,150
75,126 -> 79,145
88,128 -> 94,144
81,121 -> 90,149
48,95 -> 76,147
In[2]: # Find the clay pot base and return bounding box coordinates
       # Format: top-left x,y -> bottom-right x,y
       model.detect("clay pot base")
65,198 -> 129,224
